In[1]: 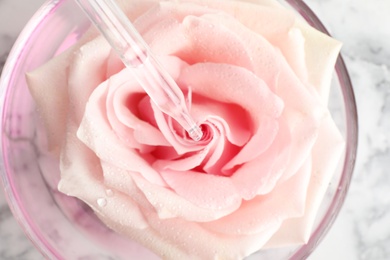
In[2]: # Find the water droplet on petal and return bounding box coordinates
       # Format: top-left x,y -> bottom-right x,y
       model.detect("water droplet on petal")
106,189 -> 114,197
97,198 -> 107,207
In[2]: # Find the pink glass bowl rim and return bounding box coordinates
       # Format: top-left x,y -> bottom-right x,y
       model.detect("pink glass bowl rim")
0,1 -> 66,259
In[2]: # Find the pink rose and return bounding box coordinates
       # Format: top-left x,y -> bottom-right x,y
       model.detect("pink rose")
27,0 -> 344,259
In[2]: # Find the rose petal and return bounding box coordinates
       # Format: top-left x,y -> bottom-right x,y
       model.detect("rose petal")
193,13 -> 282,89
26,29 -> 99,150
183,0 -> 286,12
132,1 -> 219,58
130,172 -> 239,222
139,212 -> 280,259
26,56 -> 70,151
223,116 -> 279,171
222,2 -> 342,103
294,19 -> 342,103
265,113 -> 345,247
230,119 -> 291,200
180,15 -> 255,69
277,28 -> 308,83
77,83 -> 167,186
135,1 -> 215,29
203,158 -> 312,236
152,101 -> 206,155
104,206 -> 279,259
202,120 -> 230,174
160,169 -> 241,211
106,49 -> 125,78
190,94 -> 251,147
100,162 -> 155,212
118,0 -> 160,21
153,117 -> 240,176
180,62 -> 283,125
179,63 -> 284,169
161,0 -> 295,42
226,2 -> 295,42
106,55 -> 189,151
274,53 -> 328,181
137,4 -> 289,90
108,70 -> 169,148
67,37 -> 112,124
152,141 -> 210,172
58,129 -> 148,231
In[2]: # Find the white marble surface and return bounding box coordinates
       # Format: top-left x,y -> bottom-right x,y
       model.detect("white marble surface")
0,0 -> 389,259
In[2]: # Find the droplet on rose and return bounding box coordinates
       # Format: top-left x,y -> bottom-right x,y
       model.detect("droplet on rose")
97,198 -> 107,207
106,189 -> 114,197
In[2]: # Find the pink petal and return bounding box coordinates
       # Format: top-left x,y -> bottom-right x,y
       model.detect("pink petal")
274,54 -> 327,181
134,1 -> 215,32
230,119 -> 291,200
223,116 -> 279,171
151,145 -> 181,161
105,56 -> 188,150
26,56 -> 70,151
202,158 -> 312,236
180,15 -> 255,69
190,95 -> 251,147
67,37 -> 112,124
192,13 -> 282,89
77,82 -> 167,186
108,71 -> 168,147
265,113 -> 345,247
179,63 -> 284,168
157,0 -> 294,41
58,128 -> 148,231
130,172 -> 239,222
293,20 -> 342,103
103,205 -> 279,259
133,2 -> 216,57
182,0 -> 286,12
100,162 -> 155,212
277,28 -> 308,83
152,144 -> 210,172
104,71 -> 161,152
160,169 -> 241,211
105,49 -> 125,78
153,117 -> 239,176
152,101 -> 206,155
25,30 -> 101,150
196,119 -> 244,176
179,63 -> 283,125
119,0 -> 161,22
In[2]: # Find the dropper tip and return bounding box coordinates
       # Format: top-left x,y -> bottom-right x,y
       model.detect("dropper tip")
188,125 -> 203,142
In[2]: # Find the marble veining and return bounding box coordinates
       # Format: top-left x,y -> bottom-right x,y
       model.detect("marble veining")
0,0 -> 390,259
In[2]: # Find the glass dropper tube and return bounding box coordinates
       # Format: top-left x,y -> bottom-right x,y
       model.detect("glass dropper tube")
75,0 -> 203,141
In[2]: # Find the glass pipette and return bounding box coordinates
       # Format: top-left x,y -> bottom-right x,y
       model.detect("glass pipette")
75,0 -> 203,141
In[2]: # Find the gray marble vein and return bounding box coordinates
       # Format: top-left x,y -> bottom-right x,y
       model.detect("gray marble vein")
0,0 -> 389,259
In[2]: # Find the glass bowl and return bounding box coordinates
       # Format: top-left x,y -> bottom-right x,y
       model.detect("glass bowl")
0,0 -> 358,259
